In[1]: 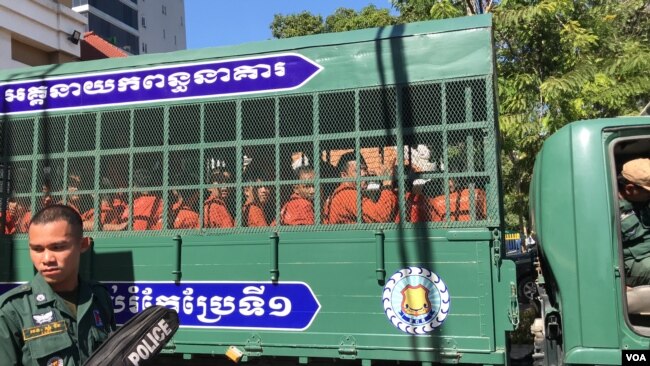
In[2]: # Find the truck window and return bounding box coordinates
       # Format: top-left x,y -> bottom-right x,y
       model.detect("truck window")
613,137 -> 650,331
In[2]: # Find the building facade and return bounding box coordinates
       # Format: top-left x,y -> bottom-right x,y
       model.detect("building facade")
72,0 -> 186,55
138,0 -> 186,54
0,0 -> 87,69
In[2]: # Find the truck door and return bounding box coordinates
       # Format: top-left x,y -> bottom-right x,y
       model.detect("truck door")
609,128 -> 650,341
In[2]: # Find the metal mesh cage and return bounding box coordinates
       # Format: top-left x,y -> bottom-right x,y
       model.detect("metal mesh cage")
1,76 -> 499,236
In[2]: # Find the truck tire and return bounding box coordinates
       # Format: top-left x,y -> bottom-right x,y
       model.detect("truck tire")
518,275 -> 537,302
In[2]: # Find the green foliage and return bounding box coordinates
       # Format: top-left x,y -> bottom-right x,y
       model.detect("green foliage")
270,12 -> 324,39
429,0 -> 465,19
496,0 -> 650,229
270,6 -> 395,38
325,6 -> 395,32
270,0 -> 650,230
393,0 -> 498,18
393,0 -> 438,22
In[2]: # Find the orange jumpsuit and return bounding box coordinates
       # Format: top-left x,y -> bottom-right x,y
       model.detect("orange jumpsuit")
402,192 -> 428,223
123,195 -> 163,230
65,202 -> 96,230
66,202 -> 93,220
172,202 -> 199,229
104,197 -> 128,226
324,183 -> 398,224
17,211 -> 31,233
16,196 -> 52,233
429,188 -> 487,222
203,194 -> 234,228
280,193 -> 314,225
79,198 -> 128,230
243,202 -> 269,227
1,211 -> 15,235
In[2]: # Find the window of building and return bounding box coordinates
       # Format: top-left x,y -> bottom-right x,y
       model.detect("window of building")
162,5 -> 166,15
142,42 -> 147,53
174,35 -> 177,46
141,16 -> 146,28
163,29 -> 166,39
89,14 -> 140,55
89,0 -> 138,29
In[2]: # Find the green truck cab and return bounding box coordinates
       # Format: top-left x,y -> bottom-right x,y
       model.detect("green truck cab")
531,118 -> 650,365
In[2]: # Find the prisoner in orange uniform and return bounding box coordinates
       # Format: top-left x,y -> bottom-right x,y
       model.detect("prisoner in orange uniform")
170,190 -> 200,229
1,206 -> 14,235
324,152 -> 397,224
103,169 -> 163,231
242,165 -> 273,227
204,169 -> 235,228
429,179 -> 487,222
280,166 -> 315,225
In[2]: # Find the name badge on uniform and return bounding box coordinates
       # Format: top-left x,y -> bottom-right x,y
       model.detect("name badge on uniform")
93,309 -> 104,327
22,320 -> 67,341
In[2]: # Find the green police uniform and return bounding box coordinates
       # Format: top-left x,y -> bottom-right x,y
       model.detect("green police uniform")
620,198 -> 650,286
0,273 -> 115,365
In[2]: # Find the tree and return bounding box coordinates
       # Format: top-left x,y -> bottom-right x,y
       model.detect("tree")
270,6 -> 396,37
495,0 -> 650,229
392,0 -> 493,20
270,11 -> 324,39
325,6 -> 396,32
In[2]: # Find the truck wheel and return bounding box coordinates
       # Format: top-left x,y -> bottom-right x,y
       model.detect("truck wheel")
518,275 -> 537,302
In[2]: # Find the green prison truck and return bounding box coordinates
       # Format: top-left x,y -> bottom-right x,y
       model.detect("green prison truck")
0,13 -> 648,365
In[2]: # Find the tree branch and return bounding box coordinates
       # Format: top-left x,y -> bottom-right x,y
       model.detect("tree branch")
465,0 -> 477,15
485,0 -> 494,13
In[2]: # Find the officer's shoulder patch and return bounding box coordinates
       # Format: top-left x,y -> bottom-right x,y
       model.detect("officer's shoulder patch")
46,356 -> 64,366
0,284 -> 31,307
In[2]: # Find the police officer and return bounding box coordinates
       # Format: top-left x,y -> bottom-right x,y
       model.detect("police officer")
0,204 -> 115,365
619,158 -> 650,287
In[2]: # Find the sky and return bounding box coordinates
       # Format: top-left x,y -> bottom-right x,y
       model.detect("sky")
185,0 -> 396,50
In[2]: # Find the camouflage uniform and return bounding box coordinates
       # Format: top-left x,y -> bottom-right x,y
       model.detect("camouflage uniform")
0,273 -> 115,365
620,198 -> 650,286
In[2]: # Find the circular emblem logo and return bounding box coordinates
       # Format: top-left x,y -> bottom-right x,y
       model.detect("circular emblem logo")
47,356 -> 64,366
382,267 -> 450,334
